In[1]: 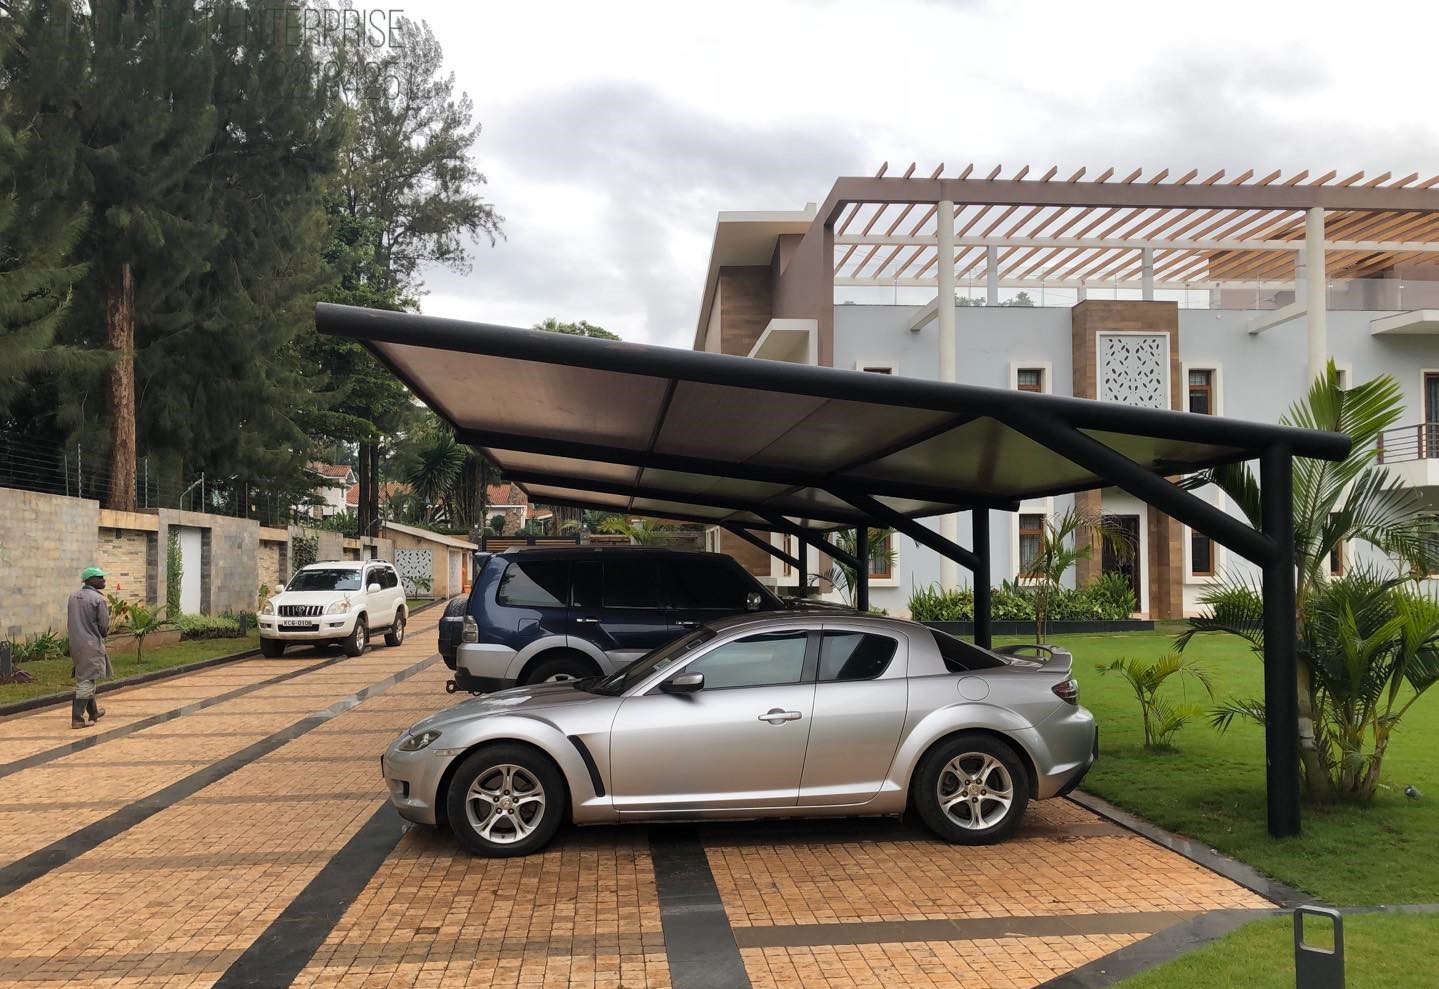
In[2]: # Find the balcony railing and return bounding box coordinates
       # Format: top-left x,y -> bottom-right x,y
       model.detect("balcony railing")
1377,423 -> 1439,464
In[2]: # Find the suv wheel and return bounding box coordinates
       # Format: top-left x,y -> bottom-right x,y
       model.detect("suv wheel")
260,638 -> 286,658
384,612 -> 406,647
445,744 -> 566,857
342,617 -> 368,657
525,654 -> 594,684
914,733 -> 1029,845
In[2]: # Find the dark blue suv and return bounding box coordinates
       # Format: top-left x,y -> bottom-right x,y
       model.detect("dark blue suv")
439,547 -> 783,693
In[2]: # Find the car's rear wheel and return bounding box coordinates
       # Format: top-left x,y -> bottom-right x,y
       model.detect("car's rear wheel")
384,612 -> 406,647
914,734 -> 1029,845
342,617 -> 368,657
260,638 -> 286,658
445,744 -> 566,857
524,654 -> 595,684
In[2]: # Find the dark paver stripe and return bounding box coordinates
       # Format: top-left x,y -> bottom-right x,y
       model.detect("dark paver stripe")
0,654 -> 438,900
211,803 -> 407,989
0,655 -> 347,779
650,825 -> 752,989
731,910 -> 1201,949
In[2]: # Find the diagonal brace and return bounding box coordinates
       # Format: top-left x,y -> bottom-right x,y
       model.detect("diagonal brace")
758,513 -> 861,571
828,489 -> 982,572
722,525 -> 802,570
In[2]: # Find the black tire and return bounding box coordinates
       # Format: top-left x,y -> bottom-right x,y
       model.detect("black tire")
913,733 -> 1030,845
523,653 -> 596,685
260,637 -> 286,658
342,617 -> 368,657
384,611 -> 406,647
445,744 -> 567,857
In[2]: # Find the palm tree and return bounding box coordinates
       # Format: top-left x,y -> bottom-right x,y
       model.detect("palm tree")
1022,509 -> 1134,643
595,514 -> 682,545
826,527 -> 895,609
1182,362 -> 1439,800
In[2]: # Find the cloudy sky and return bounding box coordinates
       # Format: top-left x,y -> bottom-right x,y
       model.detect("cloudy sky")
402,0 -> 1439,348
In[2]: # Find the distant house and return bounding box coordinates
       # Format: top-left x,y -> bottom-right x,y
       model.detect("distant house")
305,463 -> 356,519
485,482 -> 553,533
347,480 -> 411,516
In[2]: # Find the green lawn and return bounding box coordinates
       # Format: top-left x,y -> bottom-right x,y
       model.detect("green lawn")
0,631 -> 261,706
1004,627 -> 1439,906
1116,913 -> 1439,988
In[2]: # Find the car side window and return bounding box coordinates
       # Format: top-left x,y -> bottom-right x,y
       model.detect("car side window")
386,567 -> 400,590
932,630 -> 1006,671
668,559 -> 760,611
818,631 -> 897,682
571,560 -> 602,608
602,558 -> 662,609
683,631 -> 809,690
496,559 -> 570,608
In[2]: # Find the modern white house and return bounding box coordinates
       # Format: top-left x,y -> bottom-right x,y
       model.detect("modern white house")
693,164 -> 1439,618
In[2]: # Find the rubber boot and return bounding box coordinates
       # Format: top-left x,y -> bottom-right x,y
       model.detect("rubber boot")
86,698 -> 105,723
71,698 -> 92,729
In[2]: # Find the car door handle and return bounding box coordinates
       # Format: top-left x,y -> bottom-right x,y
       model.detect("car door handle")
758,708 -> 802,724
575,616 -> 600,623
676,619 -> 699,627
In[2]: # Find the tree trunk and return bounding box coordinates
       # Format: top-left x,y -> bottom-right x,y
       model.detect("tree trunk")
1296,658 -> 1336,801
367,442 -> 380,535
105,263 -> 137,511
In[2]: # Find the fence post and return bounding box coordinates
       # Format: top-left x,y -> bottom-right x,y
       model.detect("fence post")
76,443 -> 82,499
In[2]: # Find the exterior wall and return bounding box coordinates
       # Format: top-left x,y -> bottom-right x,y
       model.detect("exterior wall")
0,488 -> 101,638
96,510 -> 159,607
383,527 -> 472,597
717,266 -> 774,356
156,509 -> 259,615
258,531 -> 287,595
833,299 -> 1439,619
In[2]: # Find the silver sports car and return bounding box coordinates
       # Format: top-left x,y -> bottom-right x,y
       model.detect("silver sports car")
382,612 -> 1097,856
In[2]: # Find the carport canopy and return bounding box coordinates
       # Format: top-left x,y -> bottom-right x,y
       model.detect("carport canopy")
316,301 -> 1350,839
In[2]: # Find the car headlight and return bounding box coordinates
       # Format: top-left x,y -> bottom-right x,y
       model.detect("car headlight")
260,600 -> 275,615
398,730 -> 441,751
325,599 -> 351,615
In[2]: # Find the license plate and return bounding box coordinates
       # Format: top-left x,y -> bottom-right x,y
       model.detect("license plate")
281,620 -> 318,630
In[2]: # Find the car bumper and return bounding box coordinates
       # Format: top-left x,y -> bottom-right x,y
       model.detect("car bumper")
380,744 -> 455,827
1024,704 -> 1099,799
258,614 -> 358,640
456,643 -> 519,691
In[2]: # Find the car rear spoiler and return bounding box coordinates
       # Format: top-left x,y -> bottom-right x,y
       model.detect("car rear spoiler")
992,643 -> 1073,675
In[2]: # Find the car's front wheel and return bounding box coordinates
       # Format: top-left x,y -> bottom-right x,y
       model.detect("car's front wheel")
445,744 -> 566,857
259,638 -> 286,658
914,734 -> 1030,845
342,617 -> 368,657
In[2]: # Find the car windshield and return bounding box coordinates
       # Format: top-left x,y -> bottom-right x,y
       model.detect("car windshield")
287,568 -> 362,592
589,629 -> 716,696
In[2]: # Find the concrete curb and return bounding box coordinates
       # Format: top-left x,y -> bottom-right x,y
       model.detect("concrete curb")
0,598 -> 443,719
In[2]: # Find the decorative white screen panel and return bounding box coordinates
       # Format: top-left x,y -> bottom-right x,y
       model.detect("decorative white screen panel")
1097,333 -> 1170,409
395,548 -> 433,594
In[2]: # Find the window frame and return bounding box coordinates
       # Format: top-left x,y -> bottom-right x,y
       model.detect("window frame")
1008,360 -> 1053,395
649,628 -> 820,694
1187,368 -> 1214,415
1181,362 -> 1222,417
1190,531 -> 1215,577
1017,512 -> 1046,578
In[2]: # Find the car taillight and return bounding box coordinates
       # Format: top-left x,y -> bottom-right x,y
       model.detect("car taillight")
461,616 -> 478,643
1052,678 -> 1079,704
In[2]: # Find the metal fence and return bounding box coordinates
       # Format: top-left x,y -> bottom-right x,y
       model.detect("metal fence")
1377,422 -> 1439,464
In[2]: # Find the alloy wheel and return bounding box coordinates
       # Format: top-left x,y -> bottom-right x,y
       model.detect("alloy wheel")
465,764 -> 547,843
937,752 -> 1014,830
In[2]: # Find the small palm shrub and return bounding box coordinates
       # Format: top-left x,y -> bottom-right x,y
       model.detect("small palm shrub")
1097,652 -> 1214,749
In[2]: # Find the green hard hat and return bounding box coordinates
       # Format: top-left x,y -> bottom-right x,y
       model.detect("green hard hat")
81,566 -> 107,581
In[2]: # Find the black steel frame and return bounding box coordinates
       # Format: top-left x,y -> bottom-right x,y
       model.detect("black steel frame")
318,302 -> 1344,838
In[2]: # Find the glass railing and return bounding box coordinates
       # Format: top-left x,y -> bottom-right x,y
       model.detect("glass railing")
834,277 -> 1439,312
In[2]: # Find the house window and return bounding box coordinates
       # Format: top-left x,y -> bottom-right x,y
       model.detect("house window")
1329,513 -> 1345,575
1188,369 -> 1214,415
861,365 -> 894,375
1018,514 -> 1045,575
1017,368 -> 1044,393
781,535 -> 799,577
867,531 -> 893,580
1191,531 -> 1214,577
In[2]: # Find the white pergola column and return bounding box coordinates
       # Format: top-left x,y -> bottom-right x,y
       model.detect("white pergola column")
937,200 -> 960,590
1305,207 -> 1328,381
1141,247 -> 1155,300
985,244 -> 999,305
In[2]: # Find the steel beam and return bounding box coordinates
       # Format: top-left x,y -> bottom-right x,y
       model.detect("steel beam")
1000,407 -> 1277,566
829,490 -> 981,571
856,525 -> 870,613
1261,445 -> 1302,838
759,513 -> 860,572
973,509 -> 993,649
722,525 -> 801,570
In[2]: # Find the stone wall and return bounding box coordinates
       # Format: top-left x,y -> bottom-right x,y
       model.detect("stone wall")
258,529 -> 287,593
0,488 -> 101,638
96,525 -> 155,607
156,510 -> 261,615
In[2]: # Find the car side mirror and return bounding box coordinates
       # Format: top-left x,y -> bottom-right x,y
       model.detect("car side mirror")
745,591 -> 764,612
661,672 -> 704,694
275,583 -> 285,593
367,583 -> 382,594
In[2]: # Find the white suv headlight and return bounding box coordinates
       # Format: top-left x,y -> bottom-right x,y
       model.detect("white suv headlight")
325,599 -> 351,615
260,600 -> 275,615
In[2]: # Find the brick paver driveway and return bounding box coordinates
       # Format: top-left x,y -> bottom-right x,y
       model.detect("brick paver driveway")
0,610 -> 1269,988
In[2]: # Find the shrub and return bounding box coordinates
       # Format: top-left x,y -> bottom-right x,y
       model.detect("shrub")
291,532 -> 319,572
10,629 -> 67,663
907,578 -> 1136,624
907,584 -> 973,621
171,613 -> 244,640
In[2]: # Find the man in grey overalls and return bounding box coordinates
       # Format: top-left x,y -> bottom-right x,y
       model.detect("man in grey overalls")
66,566 -> 112,729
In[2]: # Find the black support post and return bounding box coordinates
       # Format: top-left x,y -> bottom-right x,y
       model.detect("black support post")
797,524 -> 809,596
1260,445 -> 1301,838
855,526 -> 870,613
973,509 -> 993,649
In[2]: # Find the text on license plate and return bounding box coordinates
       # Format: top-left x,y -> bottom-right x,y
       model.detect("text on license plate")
281,619 -> 317,628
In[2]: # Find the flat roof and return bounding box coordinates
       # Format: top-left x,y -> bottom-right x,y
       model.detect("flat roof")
317,303 -> 1348,535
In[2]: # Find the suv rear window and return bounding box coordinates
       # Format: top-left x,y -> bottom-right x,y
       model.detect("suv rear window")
668,558 -> 761,611
497,559 -> 569,608
932,630 -> 1007,672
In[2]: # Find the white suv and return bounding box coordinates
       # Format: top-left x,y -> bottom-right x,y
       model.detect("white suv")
258,560 -> 407,658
